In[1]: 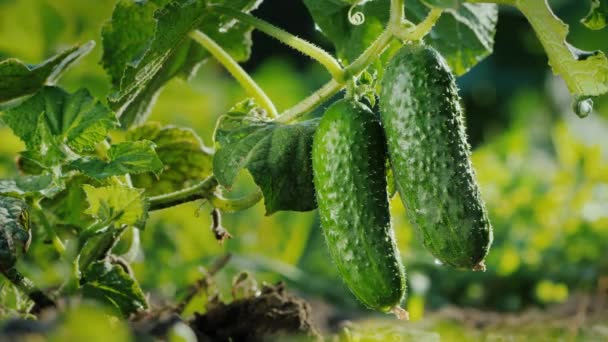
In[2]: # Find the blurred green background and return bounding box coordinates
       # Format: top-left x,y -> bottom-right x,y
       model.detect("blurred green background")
1,0 -> 607,340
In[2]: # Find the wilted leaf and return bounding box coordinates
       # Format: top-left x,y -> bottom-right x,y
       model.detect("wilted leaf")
127,122 -> 213,196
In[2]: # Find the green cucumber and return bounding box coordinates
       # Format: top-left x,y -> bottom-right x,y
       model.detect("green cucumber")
379,44 -> 493,270
312,99 -> 406,313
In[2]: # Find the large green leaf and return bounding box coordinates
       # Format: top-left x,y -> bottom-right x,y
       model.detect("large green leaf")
213,107 -> 318,215
408,1 -> 497,76
69,141 -> 163,180
126,122 -> 213,196
303,0 -> 497,76
0,42 -> 94,103
1,86 -> 119,167
0,196 -> 30,273
81,259 -> 147,317
103,0 -> 260,128
516,0 -> 608,97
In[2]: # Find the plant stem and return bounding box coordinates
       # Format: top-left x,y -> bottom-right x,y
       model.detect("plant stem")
393,8 -> 443,41
389,0 -> 405,27
276,30 -> 394,124
78,221 -> 110,249
342,30 -> 394,80
211,5 -> 344,81
79,226 -> 124,271
208,188 -> 263,213
149,176 -> 219,211
32,202 -> 65,256
189,30 -> 278,118
275,79 -> 342,123
275,0 -> 445,123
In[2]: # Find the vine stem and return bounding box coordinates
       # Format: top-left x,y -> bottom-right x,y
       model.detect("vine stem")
276,25 -> 395,124
275,79 -> 342,124
149,176 -> 219,211
393,8 -> 443,41
208,188 -> 263,212
210,5 -> 344,81
275,0 -> 443,123
277,31 -> 395,124
189,30 -> 278,118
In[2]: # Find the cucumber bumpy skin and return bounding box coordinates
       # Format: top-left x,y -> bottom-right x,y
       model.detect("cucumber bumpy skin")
312,99 -> 406,313
379,44 -> 493,270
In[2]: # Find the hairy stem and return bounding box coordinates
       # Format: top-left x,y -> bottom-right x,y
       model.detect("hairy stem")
389,0 -> 405,27
393,8 -> 443,41
189,30 -> 278,117
209,188 -> 263,213
149,176 -> 219,211
343,30 -> 394,80
275,79 -> 343,123
211,5 -> 344,81
276,29 -> 394,123
274,0 -> 421,123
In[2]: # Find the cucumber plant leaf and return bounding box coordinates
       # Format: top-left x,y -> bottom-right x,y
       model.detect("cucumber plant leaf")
126,122 -> 213,196
0,175 -> 63,199
581,0 -> 607,30
81,259 -> 148,317
0,196 -> 31,274
407,1 -> 497,76
213,105 -> 318,215
82,184 -> 149,228
516,0 -> 608,97
1,86 -> 119,168
103,0 -> 260,128
0,41 -> 95,103
303,0 -> 497,76
69,141 -> 163,180
40,176 -> 98,229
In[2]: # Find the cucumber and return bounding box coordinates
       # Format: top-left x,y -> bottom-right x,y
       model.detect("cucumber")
312,99 -> 406,312
379,44 -> 493,270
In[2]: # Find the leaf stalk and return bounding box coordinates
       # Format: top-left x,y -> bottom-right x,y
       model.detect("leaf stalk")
189,30 -> 278,117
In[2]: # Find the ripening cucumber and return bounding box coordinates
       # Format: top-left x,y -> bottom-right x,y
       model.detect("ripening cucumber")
379,44 -> 493,270
312,99 -> 406,313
